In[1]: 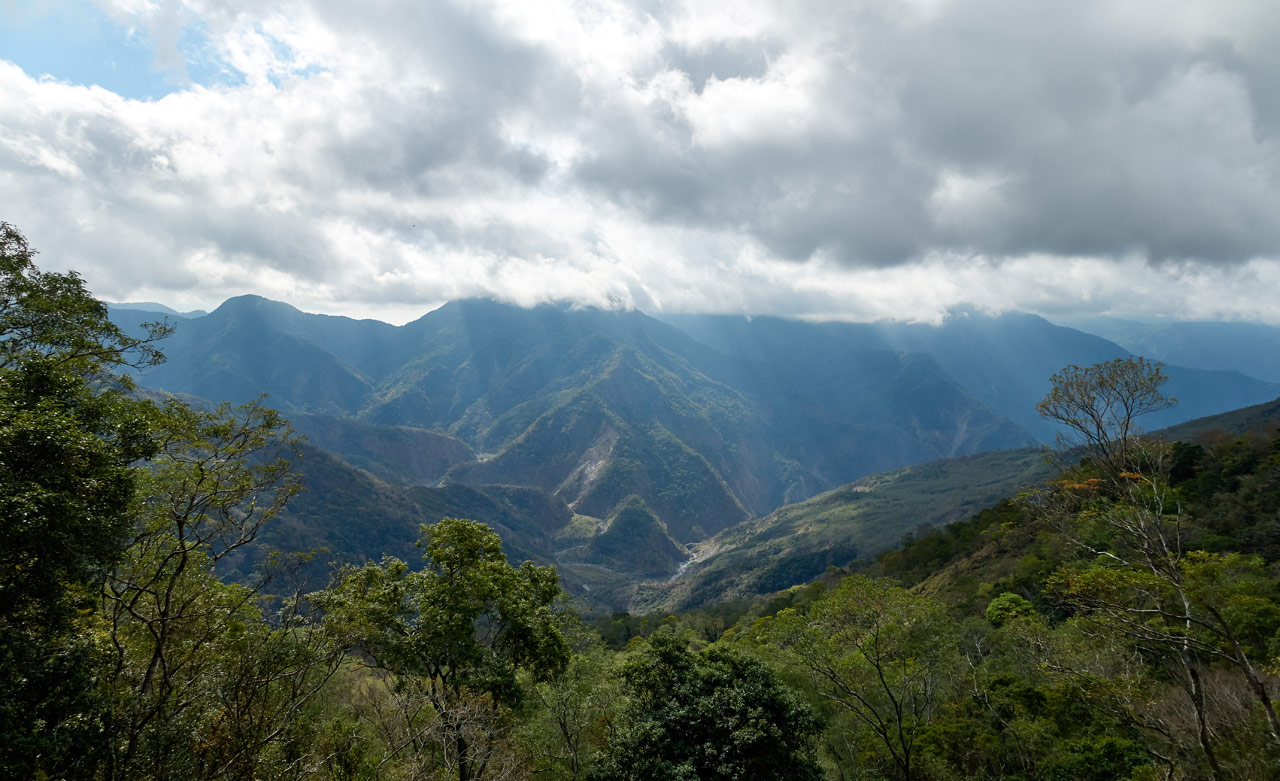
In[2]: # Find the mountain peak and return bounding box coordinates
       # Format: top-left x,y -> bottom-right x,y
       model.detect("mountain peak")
212,294 -> 301,315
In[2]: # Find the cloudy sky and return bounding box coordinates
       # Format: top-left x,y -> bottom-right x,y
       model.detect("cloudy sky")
2,0 -> 1278,324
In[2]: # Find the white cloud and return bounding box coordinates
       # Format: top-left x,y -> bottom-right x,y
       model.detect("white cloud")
684,52 -> 827,148
0,0 -> 1278,325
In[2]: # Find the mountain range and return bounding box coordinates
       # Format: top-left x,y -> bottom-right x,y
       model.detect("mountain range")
1051,315 -> 1280,384
111,297 -> 1280,608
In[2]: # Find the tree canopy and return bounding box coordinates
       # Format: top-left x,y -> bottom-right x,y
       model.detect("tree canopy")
315,517 -> 569,780
1037,356 -> 1176,476
591,630 -> 822,780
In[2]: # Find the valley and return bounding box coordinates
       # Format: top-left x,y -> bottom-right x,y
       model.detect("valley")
111,297 -> 1280,610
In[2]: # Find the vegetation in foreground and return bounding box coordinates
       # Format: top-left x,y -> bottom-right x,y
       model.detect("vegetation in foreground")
4,221 -> 1280,779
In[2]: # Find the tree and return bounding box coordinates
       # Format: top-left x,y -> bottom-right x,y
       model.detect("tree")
1049,490 -> 1280,778
97,398 -> 335,780
314,517 -> 569,781
1025,440 -> 1280,779
0,222 -> 169,633
591,630 -> 822,780
0,221 -> 168,376
768,575 -> 959,781
0,222 -> 168,778
1037,356 -> 1176,477
0,222 -> 339,779
521,622 -> 622,779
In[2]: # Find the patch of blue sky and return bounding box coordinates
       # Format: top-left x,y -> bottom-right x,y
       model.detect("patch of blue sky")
0,0 -> 245,100
260,25 -> 329,87
267,62 -> 329,88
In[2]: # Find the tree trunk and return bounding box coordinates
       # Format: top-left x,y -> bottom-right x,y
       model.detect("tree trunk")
1187,663 -> 1224,781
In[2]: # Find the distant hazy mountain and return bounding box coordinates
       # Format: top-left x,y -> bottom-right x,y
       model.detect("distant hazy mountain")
1053,316 -> 1280,384
113,297 -> 1040,544
661,310 -> 1280,441
107,301 -> 208,318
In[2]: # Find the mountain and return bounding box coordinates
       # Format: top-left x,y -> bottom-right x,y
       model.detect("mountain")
248,393 -> 1280,611
222,443 -> 598,597
108,301 -> 208,318
1054,316 -> 1280,384
113,297 -> 1039,545
661,310 -> 1280,441
1153,395 -> 1280,443
217,443 -> 432,586
576,495 -> 687,579
288,413 -> 474,486
121,295 -> 392,416
647,447 -> 1054,612
111,296 -> 1280,612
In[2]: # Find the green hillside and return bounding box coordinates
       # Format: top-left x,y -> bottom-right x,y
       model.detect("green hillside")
289,412 -> 474,485
578,495 -> 687,579
656,393 -> 1280,612
651,447 -> 1054,611
899,394 -> 1280,601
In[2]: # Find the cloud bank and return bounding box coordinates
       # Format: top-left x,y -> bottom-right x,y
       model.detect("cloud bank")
2,0 -> 1278,323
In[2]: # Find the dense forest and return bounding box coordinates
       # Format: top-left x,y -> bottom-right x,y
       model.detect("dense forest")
4,220 -> 1280,780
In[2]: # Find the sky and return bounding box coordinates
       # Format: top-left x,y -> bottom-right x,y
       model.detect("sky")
2,0 -> 1279,325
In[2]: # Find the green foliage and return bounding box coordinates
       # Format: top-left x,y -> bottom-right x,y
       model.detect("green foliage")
876,498 -> 1032,588
0,224 -> 169,778
97,398 -> 327,779
0,225 -> 340,779
0,222 -> 169,377
0,360 -> 158,627
519,626 -> 622,779
591,631 -> 822,780
985,592 -> 1036,627
768,575 -> 960,781
314,517 -> 569,780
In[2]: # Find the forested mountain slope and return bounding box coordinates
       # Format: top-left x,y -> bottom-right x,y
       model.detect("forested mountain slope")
111,297 -> 1038,546
650,446 -> 1054,611
105,297 -> 1280,612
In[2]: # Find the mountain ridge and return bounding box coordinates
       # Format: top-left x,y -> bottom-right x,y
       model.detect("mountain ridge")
111,295 -> 1280,603
114,296 -> 1052,541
